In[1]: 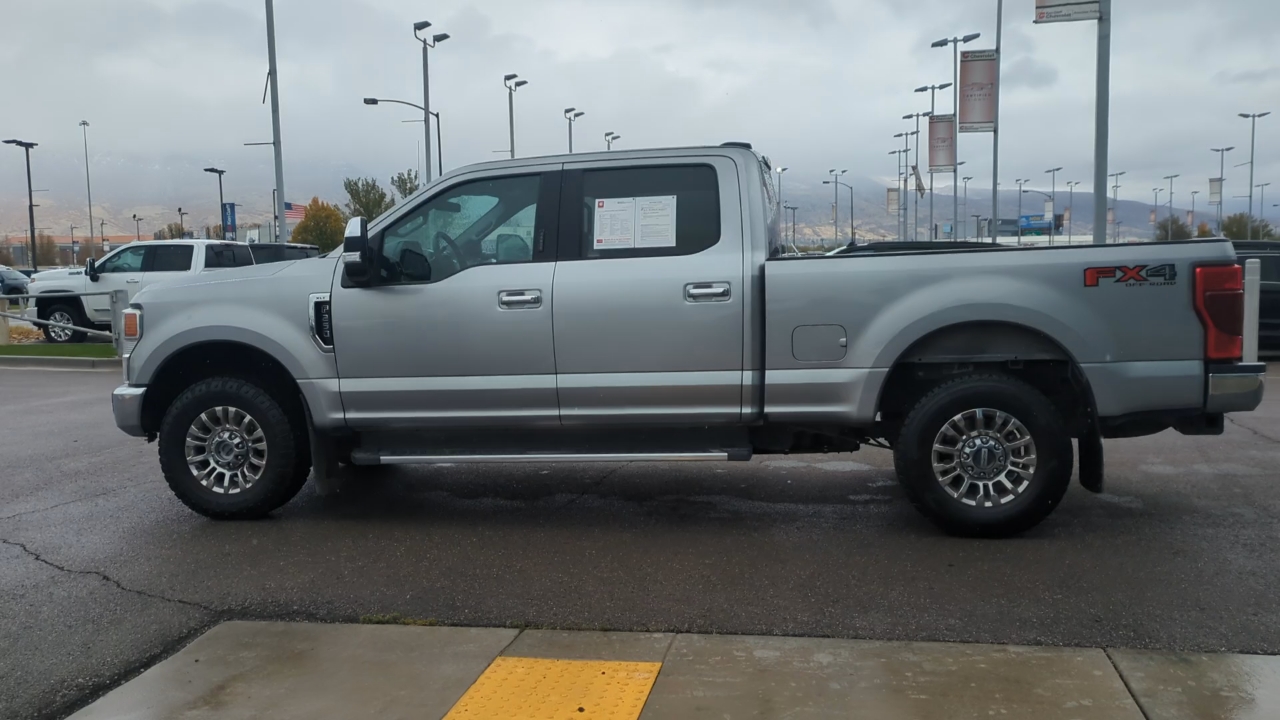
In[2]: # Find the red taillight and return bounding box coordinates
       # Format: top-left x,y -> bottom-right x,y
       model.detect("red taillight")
1194,265 -> 1243,361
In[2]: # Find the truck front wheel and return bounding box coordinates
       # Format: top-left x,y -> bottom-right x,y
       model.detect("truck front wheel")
893,374 -> 1073,538
41,303 -> 88,344
158,377 -> 306,519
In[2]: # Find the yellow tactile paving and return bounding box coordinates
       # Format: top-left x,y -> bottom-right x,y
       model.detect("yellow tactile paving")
443,656 -> 662,720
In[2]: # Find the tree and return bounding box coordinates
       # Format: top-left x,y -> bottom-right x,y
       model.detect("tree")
35,233 -> 59,266
1221,213 -> 1275,241
290,197 -> 345,252
343,177 -> 395,219
0,246 -> 14,266
154,222 -> 186,240
391,168 -> 420,200
1155,216 -> 1192,242
1195,222 -> 1215,238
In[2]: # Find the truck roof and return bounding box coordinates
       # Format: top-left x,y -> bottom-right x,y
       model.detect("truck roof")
446,144 -> 766,177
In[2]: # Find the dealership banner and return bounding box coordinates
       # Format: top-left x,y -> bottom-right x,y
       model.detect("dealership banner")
929,114 -> 956,172
221,202 -> 237,241
1209,178 -> 1223,206
1188,211 -> 1195,227
1150,209 -> 1157,225
1034,0 -> 1101,23
1107,207 -> 1115,225
959,50 -> 999,133
887,188 -> 900,215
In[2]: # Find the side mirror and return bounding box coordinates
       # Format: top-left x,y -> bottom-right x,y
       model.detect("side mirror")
86,258 -> 99,282
342,217 -> 373,284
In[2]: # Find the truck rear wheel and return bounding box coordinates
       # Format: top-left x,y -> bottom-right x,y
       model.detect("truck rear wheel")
893,374 -> 1073,538
158,377 -> 306,519
42,303 -> 88,344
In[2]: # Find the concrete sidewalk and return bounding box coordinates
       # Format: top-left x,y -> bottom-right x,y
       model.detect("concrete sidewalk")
66,622 -> 1280,720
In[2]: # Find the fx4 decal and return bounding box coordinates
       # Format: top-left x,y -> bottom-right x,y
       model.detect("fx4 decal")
1084,264 -> 1178,288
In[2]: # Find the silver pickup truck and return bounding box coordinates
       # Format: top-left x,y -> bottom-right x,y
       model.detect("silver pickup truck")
111,144 -> 1266,537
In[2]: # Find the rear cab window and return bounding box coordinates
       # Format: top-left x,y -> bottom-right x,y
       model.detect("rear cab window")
146,244 -> 194,273
205,244 -> 255,269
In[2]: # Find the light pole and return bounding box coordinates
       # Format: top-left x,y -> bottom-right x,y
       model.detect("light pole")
915,83 -> 952,238
177,207 -> 188,238
1109,171 -> 1126,243
504,75 -> 528,159
1023,188 -> 1053,243
79,120 -> 95,252
1152,188 -> 1164,240
824,179 -> 856,246
132,214 -> 143,242
1259,183 -> 1272,227
973,214 -> 985,239
932,32 -> 981,239
829,169 -> 847,247
895,131 -> 917,238
776,167 -> 788,219
1015,178 -> 1029,241
264,0 -> 288,243
368,99 -> 444,177
1190,190 -> 1200,232
412,20 -> 448,183
784,204 -> 798,252
203,167 -> 226,239
1066,181 -> 1080,242
1240,112 -> 1271,239
70,224 -> 78,264
905,112 -> 931,240
3,139 -> 39,271
1211,146 -> 1235,232
564,108 -> 585,153
1164,174 -> 1180,234
889,150 -> 906,241
1045,167 -> 1062,246
962,176 -> 973,239
605,132 -> 621,150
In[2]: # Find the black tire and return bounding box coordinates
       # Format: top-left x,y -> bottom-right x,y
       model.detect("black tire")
893,374 -> 1073,538
158,377 -> 306,519
41,302 -> 88,344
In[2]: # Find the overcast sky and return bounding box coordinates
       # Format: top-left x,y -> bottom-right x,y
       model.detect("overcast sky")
2,0 -> 1277,232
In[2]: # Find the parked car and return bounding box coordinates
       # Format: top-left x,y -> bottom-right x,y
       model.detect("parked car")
1232,241 -> 1280,351
111,144 -> 1265,537
1,265 -> 29,297
27,240 -> 255,343
249,243 -> 321,264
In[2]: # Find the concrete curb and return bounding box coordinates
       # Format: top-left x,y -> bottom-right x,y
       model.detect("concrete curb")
0,355 -> 120,370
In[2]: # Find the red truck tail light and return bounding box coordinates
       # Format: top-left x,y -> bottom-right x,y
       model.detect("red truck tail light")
1194,265 -> 1243,361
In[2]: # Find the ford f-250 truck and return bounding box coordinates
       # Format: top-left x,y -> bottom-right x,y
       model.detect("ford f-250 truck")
110,144 -> 1266,537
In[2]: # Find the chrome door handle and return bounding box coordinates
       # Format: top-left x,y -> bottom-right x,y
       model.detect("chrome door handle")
126,279 -> 141,284
685,283 -> 731,301
499,291 -> 541,308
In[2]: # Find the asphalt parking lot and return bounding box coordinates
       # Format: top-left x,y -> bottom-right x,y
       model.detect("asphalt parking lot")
3,366 -> 1279,720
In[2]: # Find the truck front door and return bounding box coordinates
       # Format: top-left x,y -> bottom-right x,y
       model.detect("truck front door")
330,167 -> 563,428
552,158 -> 746,424
85,244 -> 147,322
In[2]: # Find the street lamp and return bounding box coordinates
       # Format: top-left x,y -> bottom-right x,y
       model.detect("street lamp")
132,214 -> 143,242
605,132 -> 621,151
961,176 -> 973,239
915,82 -> 952,237
1240,112 -> 1271,238
79,121 -> 95,251
776,167 -> 789,217
203,167 -> 227,239
1152,188 -> 1164,240
564,108 -> 585,153
412,20 -> 449,182
70,224 -> 78,264
783,204 -> 799,252
367,98 -> 444,177
504,74 -> 528,159
824,178 -> 856,246
1259,183 -> 1273,225
1015,179 -> 1029,241
1045,167 -> 1062,246
1190,190 -> 1200,231
177,207 -> 188,238
1210,147 -> 1235,232
895,131 -> 917,239
932,33 -> 981,237
905,111 -> 931,239
1109,171 -> 1126,243
1066,181 -> 1081,242
1164,174 -> 1180,232
3,139 -> 40,271
829,169 -> 847,247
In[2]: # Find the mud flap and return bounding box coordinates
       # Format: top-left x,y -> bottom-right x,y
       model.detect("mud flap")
302,395 -> 343,496
1078,426 -> 1104,494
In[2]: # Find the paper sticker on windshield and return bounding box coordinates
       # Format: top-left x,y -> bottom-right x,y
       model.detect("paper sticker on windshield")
593,196 -> 677,250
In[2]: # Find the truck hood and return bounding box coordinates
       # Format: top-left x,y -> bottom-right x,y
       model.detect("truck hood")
30,267 -> 85,282
133,256 -> 337,305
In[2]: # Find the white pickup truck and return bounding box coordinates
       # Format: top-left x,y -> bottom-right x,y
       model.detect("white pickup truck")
27,240 -> 255,343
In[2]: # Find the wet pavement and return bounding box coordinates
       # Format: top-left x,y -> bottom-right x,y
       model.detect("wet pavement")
2,366 -> 1280,719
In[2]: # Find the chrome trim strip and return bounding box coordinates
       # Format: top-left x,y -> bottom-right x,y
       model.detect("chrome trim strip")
1243,258 -> 1261,364
365,452 -> 730,465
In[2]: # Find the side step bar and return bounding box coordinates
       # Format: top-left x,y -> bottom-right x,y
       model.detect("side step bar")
350,450 -> 752,466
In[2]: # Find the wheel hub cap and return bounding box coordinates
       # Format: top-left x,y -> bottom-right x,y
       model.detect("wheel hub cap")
931,408 -> 1038,508
185,406 -> 267,494
49,311 -> 73,341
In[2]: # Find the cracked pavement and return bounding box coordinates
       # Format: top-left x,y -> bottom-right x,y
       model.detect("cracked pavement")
2,366 -> 1279,720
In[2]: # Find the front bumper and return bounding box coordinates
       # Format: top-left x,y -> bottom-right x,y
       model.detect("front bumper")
1205,363 -> 1267,414
112,385 -> 147,437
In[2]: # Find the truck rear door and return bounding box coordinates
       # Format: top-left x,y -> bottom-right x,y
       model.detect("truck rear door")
552,156 -> 746,424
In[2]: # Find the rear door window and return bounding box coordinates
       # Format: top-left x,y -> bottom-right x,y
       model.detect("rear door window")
567,165 -> 721,260
206,244 -> 255,269
147,245 -> 194,273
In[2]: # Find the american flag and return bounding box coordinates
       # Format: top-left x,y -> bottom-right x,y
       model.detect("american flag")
283,202 -> 307,222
